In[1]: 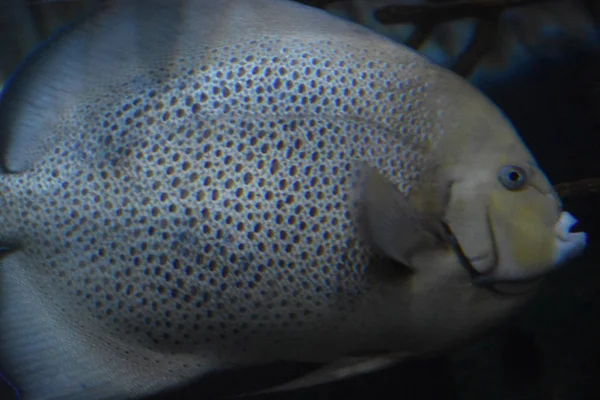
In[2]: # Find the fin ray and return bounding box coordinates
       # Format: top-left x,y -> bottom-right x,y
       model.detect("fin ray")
239,353 -> 409,397
0,252 -> 213,400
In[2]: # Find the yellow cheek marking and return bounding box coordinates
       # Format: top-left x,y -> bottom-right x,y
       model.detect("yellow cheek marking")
509,205 -> 556,270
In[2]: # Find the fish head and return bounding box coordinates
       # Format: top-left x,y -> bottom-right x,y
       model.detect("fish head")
425,70 -> 587,287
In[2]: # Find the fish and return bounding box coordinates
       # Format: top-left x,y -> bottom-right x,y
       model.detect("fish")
0,0 -> 587,399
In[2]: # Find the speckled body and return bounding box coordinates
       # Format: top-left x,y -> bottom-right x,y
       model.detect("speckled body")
0,1 -> 539,399
3,32 -> 440,354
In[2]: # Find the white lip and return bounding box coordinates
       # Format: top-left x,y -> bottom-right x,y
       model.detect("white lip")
554,212 -> 587,267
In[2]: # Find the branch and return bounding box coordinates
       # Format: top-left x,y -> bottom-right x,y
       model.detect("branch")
293,0 -> 341,8
374,0 -> 561,25
555,178 -> 600,199
451,14 -> 499,76
404,23 -> 436,49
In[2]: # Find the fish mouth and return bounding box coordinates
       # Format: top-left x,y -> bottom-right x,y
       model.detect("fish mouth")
442,211 -> 587,296
553,212 -> 587,266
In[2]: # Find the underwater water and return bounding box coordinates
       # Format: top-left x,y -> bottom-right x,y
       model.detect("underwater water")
0,1 -> 599,399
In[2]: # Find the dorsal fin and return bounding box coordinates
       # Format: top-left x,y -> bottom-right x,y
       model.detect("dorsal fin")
0,0 -> 188,173
0,0 -> 396,173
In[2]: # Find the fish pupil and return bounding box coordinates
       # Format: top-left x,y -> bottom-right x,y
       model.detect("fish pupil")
498,165 -> 527,190
508,172 -> 520,182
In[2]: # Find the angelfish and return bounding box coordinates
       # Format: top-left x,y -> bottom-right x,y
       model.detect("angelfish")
0,0 -> 587,399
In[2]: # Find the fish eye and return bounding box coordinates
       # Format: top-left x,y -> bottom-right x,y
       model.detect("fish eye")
498,165 -> 528,191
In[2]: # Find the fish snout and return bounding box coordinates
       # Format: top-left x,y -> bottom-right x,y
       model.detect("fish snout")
553,212 -> 587,267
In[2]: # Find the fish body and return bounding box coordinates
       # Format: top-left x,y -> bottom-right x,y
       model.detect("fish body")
0,1 -> 587,399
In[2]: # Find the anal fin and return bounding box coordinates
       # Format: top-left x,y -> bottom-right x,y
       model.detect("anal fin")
236,352 -> 410,397
0,251 -> 213,400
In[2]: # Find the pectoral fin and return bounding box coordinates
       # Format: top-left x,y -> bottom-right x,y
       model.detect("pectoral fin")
355,165 -> 445,267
